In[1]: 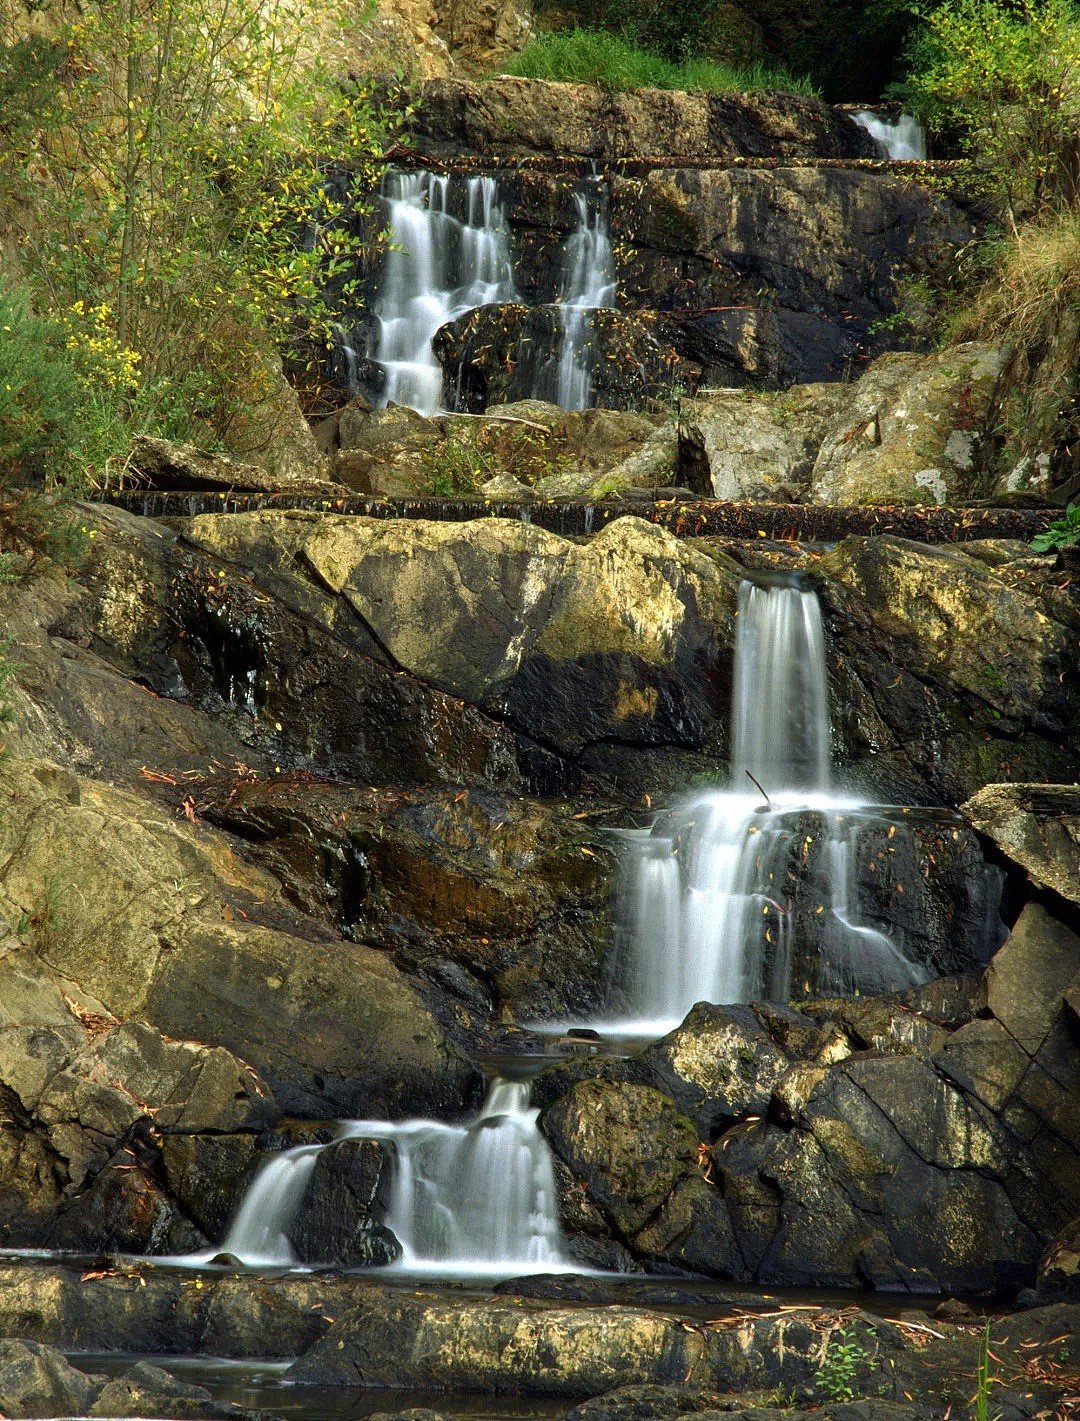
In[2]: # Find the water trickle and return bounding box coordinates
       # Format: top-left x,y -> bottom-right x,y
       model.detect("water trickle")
216,1079 -> 569,1276
221,1146 -> 322,1266
369,171 -> 517,415
606,578 -> 930,1035
550,189 -> 618,411
852,110 -> 927,160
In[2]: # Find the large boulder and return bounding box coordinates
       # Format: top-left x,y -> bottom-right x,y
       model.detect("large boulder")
181,511 -> 741,767
818,535 -> 1080,802
0,942 -> 273,1251
811,344 -> 1007,505
678,384 -> 846,500
0,755 -> 482,1124
962,783 -> 1080,907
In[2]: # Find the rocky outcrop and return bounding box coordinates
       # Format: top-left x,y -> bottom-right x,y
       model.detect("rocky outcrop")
0,933 -> 274,1252
536,895 -> 1080,1292
433,0 -> 531,70
334,400 -> 678,500
0,756 -> 481,1125
811,344 -> 1007,505
179,509 -> 742,775
818,535 -> 1080,802
411,78 -> 879,163
676,345 -> 1011,501
130,435 -> 333,496
678,385 -> 846,499
962,783 -> 1080,907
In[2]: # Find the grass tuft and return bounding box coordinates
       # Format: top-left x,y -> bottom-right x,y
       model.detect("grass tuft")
498,29 -> 819,95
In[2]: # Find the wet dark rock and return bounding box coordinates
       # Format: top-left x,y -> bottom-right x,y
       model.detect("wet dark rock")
0,1337 -> 100,1419
160,1134 -> 262,1245
194,776 -> 618,1022
434,305 -> 699,414
411,78 -> 881,164
1036,1214 -> 1080,1301
286,1139 -> 401,1267
537,894 -> 1080,1291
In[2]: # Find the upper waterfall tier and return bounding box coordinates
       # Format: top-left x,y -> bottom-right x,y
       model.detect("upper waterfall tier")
366,171 -> 618,415
371,171 -> 518,416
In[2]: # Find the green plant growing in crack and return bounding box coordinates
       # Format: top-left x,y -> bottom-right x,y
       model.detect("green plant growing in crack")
974,1318 -> 1000,1421
1031,501 -> 1080,553
17,871 -> 69,954
814,1327 -> 871,1402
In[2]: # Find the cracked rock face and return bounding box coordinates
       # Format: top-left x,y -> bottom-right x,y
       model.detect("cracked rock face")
537,899 -> 1080,1292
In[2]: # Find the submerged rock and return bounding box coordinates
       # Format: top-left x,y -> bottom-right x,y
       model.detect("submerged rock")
0,1337 -> 99,1420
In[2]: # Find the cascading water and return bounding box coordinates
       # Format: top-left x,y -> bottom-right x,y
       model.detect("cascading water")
543,189 -> 617,411
607,576 -> 931,1036
852,110 -> 927,160
216,1078 -> 569,1276
368,170 -> 517,415
360,170 -> 617,415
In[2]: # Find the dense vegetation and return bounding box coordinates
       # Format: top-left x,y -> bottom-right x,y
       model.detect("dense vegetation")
0,0 -> 393,499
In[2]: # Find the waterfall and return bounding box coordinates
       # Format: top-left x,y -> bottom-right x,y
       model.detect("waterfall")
369,171 -> 517,416
212,1079 -> 569,1276
374,1079 -> 567,1273
606,578 -> 929,1035
553,190 -> 618,411
364,170 -> 617,416
852,110 -> 927,160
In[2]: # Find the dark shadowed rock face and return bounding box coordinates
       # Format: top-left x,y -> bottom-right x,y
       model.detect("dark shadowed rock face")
433,305 -> 699,414
286,1140 -> 401,1267
410,78 -> 880,164
538,897 -> 1080,1293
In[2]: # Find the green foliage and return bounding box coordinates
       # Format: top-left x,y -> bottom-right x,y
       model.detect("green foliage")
814,1328 -> 871,1403
974,1318 -> 999,1421
896,0 -> 1080,215
0,0 -> 395,458
422,433 -> 498,496
502,28 -> 818,94
1032,502 -> 1080,552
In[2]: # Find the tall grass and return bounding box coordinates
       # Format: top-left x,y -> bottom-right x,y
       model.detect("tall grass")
499,29 -> 819,95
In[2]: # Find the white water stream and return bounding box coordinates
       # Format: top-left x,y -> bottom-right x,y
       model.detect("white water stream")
548,190 -> 618,410
219,1079 -> 569,1275
604,578 -> 930,1036
852,110 -> 927,160
370,170 -> 518,415
364,171 -> 615,415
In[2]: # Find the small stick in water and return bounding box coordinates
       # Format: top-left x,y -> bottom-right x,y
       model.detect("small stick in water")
745,770 -> 772,809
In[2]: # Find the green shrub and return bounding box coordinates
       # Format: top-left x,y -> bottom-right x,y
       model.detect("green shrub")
1032,502 -> 1080,552
896,0 -> 1080,215
501,28 -> 818,94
